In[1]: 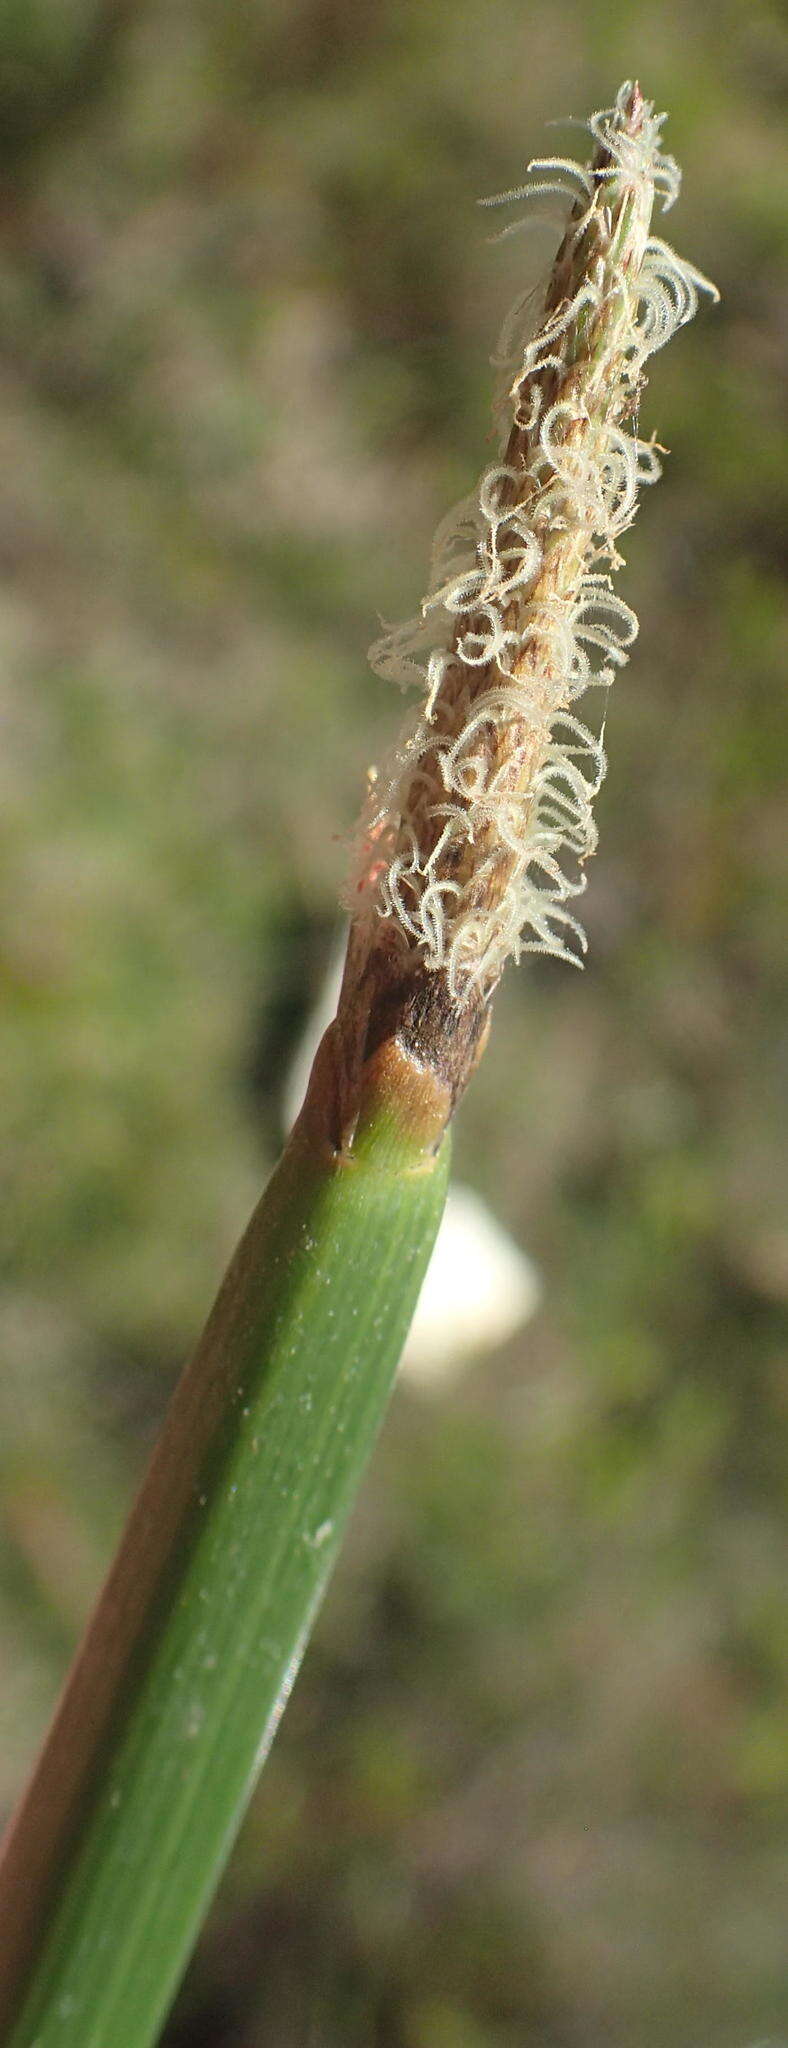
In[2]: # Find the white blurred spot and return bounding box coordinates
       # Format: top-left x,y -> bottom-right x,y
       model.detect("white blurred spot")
402,1182 -> 541,1390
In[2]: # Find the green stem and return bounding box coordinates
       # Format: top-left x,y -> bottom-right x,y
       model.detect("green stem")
0,1029 -> 450,2048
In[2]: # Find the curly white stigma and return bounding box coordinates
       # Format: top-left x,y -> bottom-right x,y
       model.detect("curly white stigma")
349,82 -> 717,1003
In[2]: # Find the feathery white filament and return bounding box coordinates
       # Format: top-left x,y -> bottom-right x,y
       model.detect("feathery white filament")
350,83 -> 717,999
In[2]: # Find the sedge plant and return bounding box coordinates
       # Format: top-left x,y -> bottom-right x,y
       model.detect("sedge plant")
0,81 -> 717,2047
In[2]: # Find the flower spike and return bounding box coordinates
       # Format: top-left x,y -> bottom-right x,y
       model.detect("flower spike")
337,81 -> 717,1130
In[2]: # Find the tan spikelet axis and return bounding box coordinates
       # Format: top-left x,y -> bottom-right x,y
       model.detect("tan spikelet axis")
336,81 -> 717,1125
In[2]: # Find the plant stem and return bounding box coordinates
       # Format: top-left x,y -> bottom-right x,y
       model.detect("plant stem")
0,1028 -> 450,2048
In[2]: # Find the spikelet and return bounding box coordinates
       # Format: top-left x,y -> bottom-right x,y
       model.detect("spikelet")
348,82 -> 717,1005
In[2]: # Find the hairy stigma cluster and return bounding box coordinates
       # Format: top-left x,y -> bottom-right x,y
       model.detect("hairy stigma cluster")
349,81 -> 717,1003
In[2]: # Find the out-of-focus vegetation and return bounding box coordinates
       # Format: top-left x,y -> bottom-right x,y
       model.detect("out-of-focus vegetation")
0,2 -> 786,2043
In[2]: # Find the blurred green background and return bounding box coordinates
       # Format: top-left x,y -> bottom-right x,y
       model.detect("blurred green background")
1,1 -> 786,2043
